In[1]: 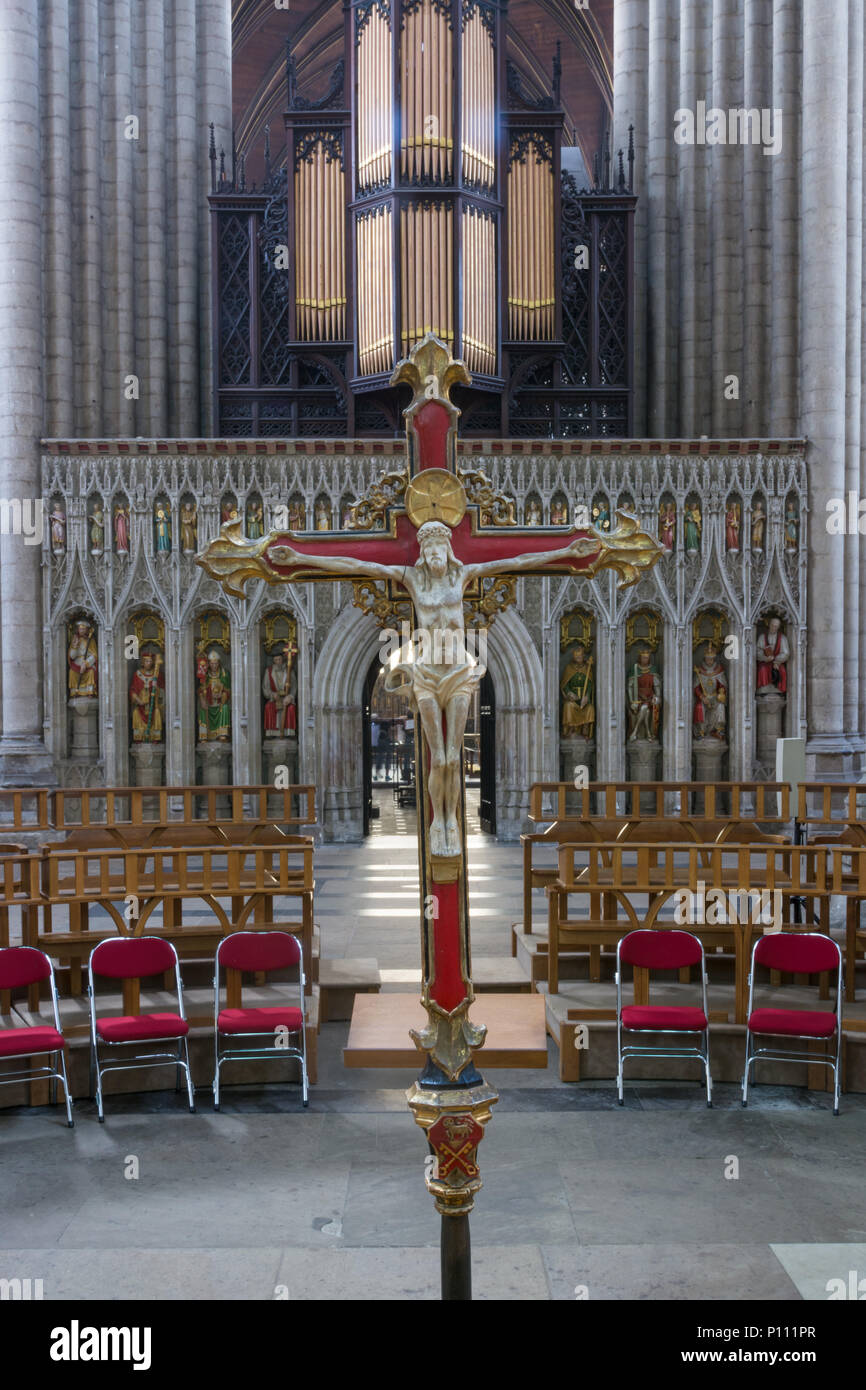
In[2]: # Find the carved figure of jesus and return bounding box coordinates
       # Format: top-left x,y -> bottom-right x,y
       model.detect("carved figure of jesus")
271,519 -> 598,856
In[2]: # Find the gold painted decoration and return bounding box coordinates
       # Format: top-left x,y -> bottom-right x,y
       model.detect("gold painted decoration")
625,607 -> 661,652
404,468 -> 467,528
584,511 -> 664,590
459,469 -> 517,526
390,332 -> 471,405
692,610 -> 728,651
350,577 -> 413,626
194,522 -> 281,599
464,575 -> 516,628
347,470 -> 408,529
560,607 -> 593,652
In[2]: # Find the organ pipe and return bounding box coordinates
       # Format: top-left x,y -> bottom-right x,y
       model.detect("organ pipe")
507,138 -> 554,340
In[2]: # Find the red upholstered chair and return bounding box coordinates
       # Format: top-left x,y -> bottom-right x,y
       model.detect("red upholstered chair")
88,937 -> 195,1122
0,947 -> 73,1126
742,931 -> 842,1115
213,931 -> 308,1110
616,929 -> 712,1107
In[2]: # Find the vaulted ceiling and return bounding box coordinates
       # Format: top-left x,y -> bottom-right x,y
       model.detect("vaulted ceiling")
230,0 -> 613,187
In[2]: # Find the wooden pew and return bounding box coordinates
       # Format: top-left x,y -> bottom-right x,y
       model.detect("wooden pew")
50,784 -> 316,842
546,841 -> 864,1022
520,779 -> 792,946
30,842 -> 315,998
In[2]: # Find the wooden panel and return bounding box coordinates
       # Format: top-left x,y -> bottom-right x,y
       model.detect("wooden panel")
343,992 -> 547,1068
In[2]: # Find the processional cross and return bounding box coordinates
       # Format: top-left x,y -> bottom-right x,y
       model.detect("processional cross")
197,335 -> 662,1298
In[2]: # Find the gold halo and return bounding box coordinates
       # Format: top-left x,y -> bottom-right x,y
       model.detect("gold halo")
404,469 -> 467,529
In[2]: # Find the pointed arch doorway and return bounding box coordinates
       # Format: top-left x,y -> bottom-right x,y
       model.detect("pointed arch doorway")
361,652 -> 488,837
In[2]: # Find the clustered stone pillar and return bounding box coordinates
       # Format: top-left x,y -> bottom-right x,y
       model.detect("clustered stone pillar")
0,3 -> 54,785
612,0 -> 866,776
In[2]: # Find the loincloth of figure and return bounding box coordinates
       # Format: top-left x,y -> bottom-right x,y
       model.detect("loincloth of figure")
384,659 -> 485,708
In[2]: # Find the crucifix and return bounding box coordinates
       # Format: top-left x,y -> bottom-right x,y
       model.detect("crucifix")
197,335 -> 662,1299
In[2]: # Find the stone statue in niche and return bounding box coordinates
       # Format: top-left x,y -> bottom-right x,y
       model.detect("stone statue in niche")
756,617 -> 789,694
50,502 -> 66,554
246,500 -> 264,539
550,498 -> 568,525
684,501 -> 702,553
659,501 -> 676,550
68,620 -> 98,699
592,500 -> 610,531
155,501 -> 171,553
221,498 -> 239,525
129,649 -> 165,743
693,642 -> 727,739
262,647 -> 297,738
197,649 -> 231,741
180,501 -> 198,553
525,499 -> 542,527
114,503 -> 130,554
315,499 -> 331,531
89,503 -> 105,555
725,502 -> 740,552
750,500 -> 765,552
627,647 -> 661,741
289,499 -> 306,531
784,499 -> 799,550
560,643 -> 595,738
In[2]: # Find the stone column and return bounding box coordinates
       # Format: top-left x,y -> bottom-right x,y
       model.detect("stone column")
677,0 -> 700,432
613,0 -> 649,432
130,743 -> 165,787
101,0 -> 136,436
168,0 -> 201,436
646,0 -> 678,435
770,0 -> 800,436
742,0 -> 773,437
755,689 -> 786,771
0,4 -> 53,785
627,738 -> 661,812
197,742 -> 232,817
263,737 -> 299,816
844,0 -> 863,759
196,0 -> 233,434
134,0 -> 168,436
43,0 -> 74,436
68,698 -> 100,761
802,0 -> 852,774
70,0 -> 103,435
711,0 -> 743,437
861,7 -> 866,752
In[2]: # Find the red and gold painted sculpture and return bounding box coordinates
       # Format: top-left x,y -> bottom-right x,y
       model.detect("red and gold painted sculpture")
197,336 -> 662,1290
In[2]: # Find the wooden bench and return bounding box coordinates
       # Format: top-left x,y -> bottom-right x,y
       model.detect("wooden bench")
546,841 -> 866,1023
9,843 -> 315,999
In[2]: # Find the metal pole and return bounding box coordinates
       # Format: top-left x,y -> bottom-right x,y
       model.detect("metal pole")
441,1213 -> 472,1300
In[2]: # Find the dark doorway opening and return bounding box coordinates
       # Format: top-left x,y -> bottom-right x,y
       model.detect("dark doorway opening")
361,655 -> 494,836
478,670 -> 496,834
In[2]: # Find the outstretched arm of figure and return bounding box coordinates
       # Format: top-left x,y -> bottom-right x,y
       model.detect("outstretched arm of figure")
464,535 -> 601,583
268,543 -> 407,587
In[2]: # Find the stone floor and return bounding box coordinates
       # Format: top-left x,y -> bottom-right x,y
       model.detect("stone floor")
1,788 -> 864,1301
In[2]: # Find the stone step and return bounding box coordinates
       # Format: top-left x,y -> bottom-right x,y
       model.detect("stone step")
318,958 -> 381,1023
472,956 -> 532,992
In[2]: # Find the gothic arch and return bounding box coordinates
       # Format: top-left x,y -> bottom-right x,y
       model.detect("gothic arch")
310,602 -> 544,841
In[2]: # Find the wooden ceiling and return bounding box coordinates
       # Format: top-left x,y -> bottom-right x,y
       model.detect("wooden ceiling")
230,0 -> 613,188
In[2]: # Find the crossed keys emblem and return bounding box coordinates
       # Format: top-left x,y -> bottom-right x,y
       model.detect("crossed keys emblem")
428,1114 -> 484,1180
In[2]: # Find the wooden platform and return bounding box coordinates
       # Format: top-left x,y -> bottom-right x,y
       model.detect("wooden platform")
342,992 -> 548,1069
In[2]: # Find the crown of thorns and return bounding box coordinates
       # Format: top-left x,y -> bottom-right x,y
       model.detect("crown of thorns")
416,521 -> 453,544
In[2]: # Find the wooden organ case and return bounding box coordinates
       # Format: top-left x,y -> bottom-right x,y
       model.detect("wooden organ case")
209,11 -> 636,438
